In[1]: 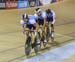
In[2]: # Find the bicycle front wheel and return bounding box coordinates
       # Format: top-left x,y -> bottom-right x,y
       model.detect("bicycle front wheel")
25,36 -> 32,56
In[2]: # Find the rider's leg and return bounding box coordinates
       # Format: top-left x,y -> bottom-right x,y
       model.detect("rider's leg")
43,25 -> 47,43
51,17 -> 56,43
51,24 -> 55,43
32,23 -> 39,48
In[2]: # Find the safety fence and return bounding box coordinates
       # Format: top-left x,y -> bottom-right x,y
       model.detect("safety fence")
0,0 -> 62,9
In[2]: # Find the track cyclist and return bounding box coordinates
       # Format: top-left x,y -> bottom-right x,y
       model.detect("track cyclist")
46,9 -> 56,44
20,13 -> 39,50
34,8 -> 48,46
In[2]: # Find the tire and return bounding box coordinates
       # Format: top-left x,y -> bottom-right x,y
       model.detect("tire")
34,34 -> 41,54
42,27 -> 50,47
42,35 -> 46,47
46,27 -> 50,42
41,30 -> 48,47
25,36 -> 32,56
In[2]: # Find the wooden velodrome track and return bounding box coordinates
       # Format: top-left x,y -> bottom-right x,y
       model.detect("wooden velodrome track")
0,0 -> 75,62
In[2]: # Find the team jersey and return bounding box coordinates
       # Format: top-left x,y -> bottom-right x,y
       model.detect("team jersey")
46,9 -> 56,24
20,15 -> 37,26
46,10 -> 56,19
34,11 -> 47,20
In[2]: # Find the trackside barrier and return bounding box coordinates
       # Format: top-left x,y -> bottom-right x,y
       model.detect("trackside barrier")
0,0 -> 5,9
6,0 -> 18,9
0,0 -> 63,9
56,0 -> 63,2
18,1 -> 29,8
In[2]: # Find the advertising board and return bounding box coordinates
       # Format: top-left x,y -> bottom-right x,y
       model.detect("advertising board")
0,0 -> 5,9
18,1 -> 29,8
6,0 -> 18,9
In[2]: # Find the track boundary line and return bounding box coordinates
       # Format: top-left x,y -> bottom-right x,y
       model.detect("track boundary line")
0,32 -> 74,54
7,33 -> 74,62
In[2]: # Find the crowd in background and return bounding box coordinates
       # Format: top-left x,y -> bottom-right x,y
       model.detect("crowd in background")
0,0 -> 62,9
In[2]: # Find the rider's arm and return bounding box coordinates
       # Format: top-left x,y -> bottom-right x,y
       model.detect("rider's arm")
43,17 -> 46,26
42,11 -> 47,27
20,20 -> 26,34
51,10 -> 56,24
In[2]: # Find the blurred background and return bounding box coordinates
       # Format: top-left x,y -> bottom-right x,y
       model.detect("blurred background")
0,0 -> 62,9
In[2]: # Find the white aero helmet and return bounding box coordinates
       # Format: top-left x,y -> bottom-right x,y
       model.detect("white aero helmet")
22,13 -> 28,22
35,8 -> 42,14
22,13 -> 28,19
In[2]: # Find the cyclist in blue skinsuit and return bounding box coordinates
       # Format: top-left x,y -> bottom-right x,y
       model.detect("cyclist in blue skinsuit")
34,8 -> 47,44
46,9 -> 56,43
20,13 -> 39,48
